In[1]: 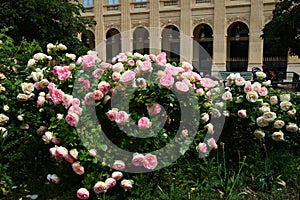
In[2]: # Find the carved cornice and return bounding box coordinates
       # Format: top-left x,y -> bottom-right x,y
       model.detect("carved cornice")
131,20 -> 149,28
160,19 -> 180,28
104,23 -> 121,31
192,17 -> 213,27
227,15 -> 249,26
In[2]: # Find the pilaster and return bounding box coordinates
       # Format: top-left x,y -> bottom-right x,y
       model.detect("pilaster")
121,0 -> 132,52
95,0 -> 105,59
149,0 -> 161,55
180,0 -> 192,63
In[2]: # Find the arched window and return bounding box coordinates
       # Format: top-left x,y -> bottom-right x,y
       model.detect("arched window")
133,27 -> 149,55
82,30 -> 95,49
106,29 -> 121,62
161,25 -> 180,64
193,24 -> 213,75
227,22 -> 249,71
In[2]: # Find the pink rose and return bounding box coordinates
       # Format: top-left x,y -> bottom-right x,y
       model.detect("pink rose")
100,62 -> 112,69
72,162 -> 85,175
196,88 -> 205,96
106,109 -> 118,121
98,81 -> 111,94
112,72 -> 121,81
137,78 -> 147,89
112,62 -> 124,72
93,68 -> 104,80
93,90 -> 104,101
47,174 -> 60,184
120,70 -> 135,84
112,160 -> 126,170
115,111 -> 129,124
62,94 -> 73,109
81,54 -> 97,68
65,112 -> 79,126
89,149 -> 97,157
103,95 -> 111,104
68,106 -> 82,116
56,146 -> 68,158
235,77 -> 245,86
111,171 -> 123,180
222,91 -> 232,101
258,87 -> 268,96
208,138 -> 218,149
181,129 -> 189,137
69,149 -> 78,160
198,143 -> 207,153
94,181 -> 107,194
175,81 -> 189,92
244,84 -> 253,93
140,60 -> 152,73
117,53 -> 128,62
237,109 -> 247,118
72,98 -> 81,107
51,88 -> 64,105
147,103 -> 161,115
77,188 -> 89,199
53,66 -> 71,81
200,78 -> 215,89
120,179 -> 133,191
64,155 -> 75,164
156,52 -> 167,66
128,59 -> 135,66
206,123 -> 214,135
84,92 -> 94,106
105,178 -> 117,189
138,117 -> 151,129
143,154 -> 158,170
132,153 -> 145,166
37,96 -> 45,107
160,74 -> 174,88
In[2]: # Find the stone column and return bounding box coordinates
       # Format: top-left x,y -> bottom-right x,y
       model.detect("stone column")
121,0 -> 132,52
212,0 -> 226,72
180,0 -> 192,63
95,0 -> 106,59
248,0 -> 264,70
149,0 -> 161,55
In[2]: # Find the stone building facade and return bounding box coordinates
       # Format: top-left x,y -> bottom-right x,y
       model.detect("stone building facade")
79,0 -> 300,74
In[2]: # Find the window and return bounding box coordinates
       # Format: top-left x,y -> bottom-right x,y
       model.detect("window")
83,0 -> 93,7
135,0 -> 147,2
196,0 -> 211,3
108,0 -> 119,4
164,1 -> 178,6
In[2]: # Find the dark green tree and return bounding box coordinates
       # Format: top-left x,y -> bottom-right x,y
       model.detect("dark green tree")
0,0 -> 96,55
261,0 -> 300,56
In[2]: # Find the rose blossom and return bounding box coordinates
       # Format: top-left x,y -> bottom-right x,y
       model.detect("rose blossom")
197,143 -> 207,153
208,138 -> 218,149
77,188 -> 89,199
56,146 -> 68,158
100,62 -> 112,69
106,109 -> 118,121
138,117 -> 151,129
201,113 -> 210,123
280,94 -> 290,102
137,78 -> 147,89
93,90 -> 104,101
42,131 -> 53,143
120,70 -> 135,84
94,181 -> 107,194
120,179 -> 133,191
258,87 -> 268,96
117,53 -> 127,62
69,149 -> 78,160
143,154 -> 158,170
132,153 -> 145,166
62,94 -> 73,109
72,98 -> 81,107
274,120 -> 285,129
112,171 -> 123,180
256,116 -> 269,128
256,71 -> 267,79
262,111 -> 277,122
252,82 -> 262,92
287,108 -> 297,117
65,112 -> 79,126
21,82 -> 34,95
68,105 -> 82,116
53,66 -> 71,81
47,174 -> 60,184
98,81 -> 111,94
89,149 -> 97,157
270,96 -> 278,105
72,162 -> 85,175
112,160 -> 126,170
159,74 -> 174,88
237,109 -> 247,118
243,84 -> 253,93
181,129 -> 189,137
37,96 -> 45,107
51,88 -> 64,105
206,123 -> 214,135
175,81 -> 189,92
200,78 -> 216,89
140,60 -> 152,73
93,68 -> 104,80
64,154 -> 75,164
280,101 -> 292,111
112,72 -> 121,81
105,178 -> 117,189
254,129 -> 265,139
115,111 -> 130,124
222,91 -> 232,101
112,62 -> 124,72
272,131 -> 284,142
286,123 -> 299,132
260,106 -> 270,113
246,91 -> 258,103
235,77 -> 245,86
196,88 -> 205,96
81,54 -> 98,68
156,52 -> 167,66
128,59 -> 135,66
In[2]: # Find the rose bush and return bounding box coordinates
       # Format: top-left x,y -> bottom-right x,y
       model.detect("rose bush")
24,43 -> 219,198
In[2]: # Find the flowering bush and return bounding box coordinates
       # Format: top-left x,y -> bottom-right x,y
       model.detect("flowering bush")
25,43 -> 220,198
219,72 -> 300,154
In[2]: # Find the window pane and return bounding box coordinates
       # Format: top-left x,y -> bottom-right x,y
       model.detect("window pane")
108,0 -> 119,4
83,0 -> 93,6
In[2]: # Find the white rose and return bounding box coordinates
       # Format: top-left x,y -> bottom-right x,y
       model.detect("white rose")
0,114 -> 9,125
0,127 -> 8,138
273,120 -> 285,129
254,129 -> 265,139
272,131 -> 284,142
280,101 -> 292,111
31,69 -> 44,82
33,52 -> 47,60
21,82 -> 34,95
286,123 -> 298,132
260,106 -> 270,113
270,96 -> 278,105
3,105 -> 9,111
66,53 -> 76,60
246,91 -> 258,103
255,72 -> 267,79
262,111 -> 277,122
262,80 -> 271,86
27,59 -> 36,67
256,116 -> 269,127
0,84 -> 5,92
17,115 -> 24,121
252,82 -> 262,92
287,108 -> 297,117
222,91 -> 232,101
58,43 -> 67,51
280,94 -> 291,102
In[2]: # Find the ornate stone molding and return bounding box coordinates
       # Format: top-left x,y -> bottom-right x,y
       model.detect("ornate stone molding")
160,19 -> 180,28
131,20 -> 149,28
227,15 -> 249,26
264,15 -> 273,23
192,17 -> 213,27
104,23 -> 121,31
